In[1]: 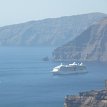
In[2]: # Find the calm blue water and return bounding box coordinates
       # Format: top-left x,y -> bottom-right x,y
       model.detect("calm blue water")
0,47 -> 107,107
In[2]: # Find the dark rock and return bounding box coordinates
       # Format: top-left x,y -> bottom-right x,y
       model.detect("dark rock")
42,56 -> 49,61
64,90 -> 107,107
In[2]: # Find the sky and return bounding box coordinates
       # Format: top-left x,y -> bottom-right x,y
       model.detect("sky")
0,0 -> 107,27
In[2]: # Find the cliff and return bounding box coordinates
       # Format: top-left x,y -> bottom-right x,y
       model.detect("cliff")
64,90 -> 107,107
52,17 -> 107,62
0,13 -> 106,46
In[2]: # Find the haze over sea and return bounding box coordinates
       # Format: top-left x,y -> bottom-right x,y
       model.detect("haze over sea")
0,47 -> 107,107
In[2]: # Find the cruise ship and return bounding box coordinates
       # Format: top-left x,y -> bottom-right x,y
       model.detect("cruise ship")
51,62 -> 87,75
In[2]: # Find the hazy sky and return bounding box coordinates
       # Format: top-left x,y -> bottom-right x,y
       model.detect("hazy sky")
0,0 -> 107,26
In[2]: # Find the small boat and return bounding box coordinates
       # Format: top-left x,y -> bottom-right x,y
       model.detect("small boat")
51,62 -> 87,75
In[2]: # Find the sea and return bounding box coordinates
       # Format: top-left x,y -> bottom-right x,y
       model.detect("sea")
0,47 -> 107,107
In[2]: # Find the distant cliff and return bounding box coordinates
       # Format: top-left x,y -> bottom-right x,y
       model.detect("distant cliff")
64,90 -> 107,107
0,13 -> 106,46
52,17 -> 107,62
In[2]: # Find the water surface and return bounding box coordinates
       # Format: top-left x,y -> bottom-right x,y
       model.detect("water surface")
0,47 -> 107,107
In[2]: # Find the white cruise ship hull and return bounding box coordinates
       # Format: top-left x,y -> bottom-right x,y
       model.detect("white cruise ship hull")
51,70 -> 87,75
51,62 -> 87,75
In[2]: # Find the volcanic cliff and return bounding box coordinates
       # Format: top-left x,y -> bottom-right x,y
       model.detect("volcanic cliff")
0,13 -> 106,46
53,17 -> 107,62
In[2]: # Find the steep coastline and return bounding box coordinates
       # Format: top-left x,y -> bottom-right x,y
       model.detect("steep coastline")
64,90 -> 107,107
0,13 -> 106,46
52,17 -> 107,62
64,80 -> 107,107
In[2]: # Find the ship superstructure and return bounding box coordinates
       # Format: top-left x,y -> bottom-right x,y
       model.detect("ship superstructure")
52,62 -> 87,75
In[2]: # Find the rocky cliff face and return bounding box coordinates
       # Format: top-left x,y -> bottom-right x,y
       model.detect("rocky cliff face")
0,13 -> 106,46
52,17 -> 107,62
64,90 -> 107,107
